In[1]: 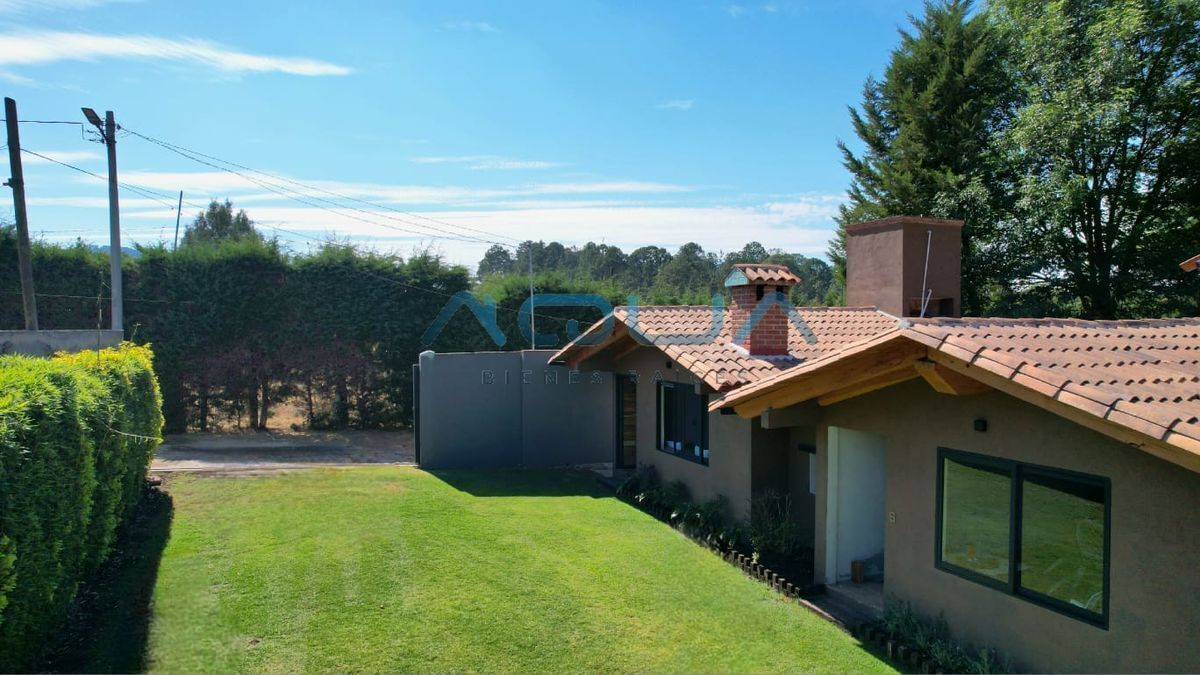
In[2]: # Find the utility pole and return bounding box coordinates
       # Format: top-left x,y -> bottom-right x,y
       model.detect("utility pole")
4,97 -> 38,330
173,190 -> 183,250
83,107 -> 122,331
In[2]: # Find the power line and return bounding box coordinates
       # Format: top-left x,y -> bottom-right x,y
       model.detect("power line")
0,119 -> 85,126
11,127 -> 570,329
120,126 -> 515,248
120,126 -> 524,246
2,289 -> 196,304
19,147 -> 184,210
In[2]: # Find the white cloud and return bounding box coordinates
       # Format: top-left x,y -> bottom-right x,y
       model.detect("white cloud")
727,4 -> 748,18
0,0 -> 136,12
55,166 -> 841,266
0,69 -> 33,85
0,31 -> 350,76
410,155 -> 564,170
113,170 -> 691,204
469,158 -> 562,171
115,194 -> 844,266
444,21 -> 497,33
655,99 -> 694,111
21,149 -> 103,165
28,195 -> 168,209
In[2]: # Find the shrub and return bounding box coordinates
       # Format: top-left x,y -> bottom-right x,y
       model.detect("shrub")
616,467 -> 734,545
0,344 -> 162,670
749,489 -> 806,558
881,598 -> 1012,673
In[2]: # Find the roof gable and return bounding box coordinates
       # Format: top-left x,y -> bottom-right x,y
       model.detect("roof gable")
715,316 -> 1200,475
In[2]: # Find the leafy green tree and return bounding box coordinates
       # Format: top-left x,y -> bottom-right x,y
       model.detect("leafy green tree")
790,256 -> 836,306
994,0 -> 1200,318
576,242 -> 627,280
624,245 -> 671,292
652,242 -> 720,303
181,199 -> 263,247
476,244 -> 515,278
829,0 -> 1013,313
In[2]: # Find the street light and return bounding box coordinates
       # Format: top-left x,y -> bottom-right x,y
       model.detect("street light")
81,107 -> 105,139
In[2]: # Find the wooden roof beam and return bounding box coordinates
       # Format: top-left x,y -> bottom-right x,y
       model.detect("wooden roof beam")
915,359 -> 992,395
817,365 -> 920,406
733,339 -> 926,418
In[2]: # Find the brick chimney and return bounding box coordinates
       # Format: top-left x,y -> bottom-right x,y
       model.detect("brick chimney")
724,263 -> 800,357
845,216 -> 964,318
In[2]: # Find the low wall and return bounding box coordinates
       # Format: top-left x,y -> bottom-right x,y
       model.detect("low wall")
0,330 -> 124,356
416,350 -> 614,470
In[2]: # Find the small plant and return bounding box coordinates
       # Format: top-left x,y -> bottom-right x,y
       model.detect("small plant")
749,489 -> 805,558
878,598 -> 1011,673
969,646 -> 1013,674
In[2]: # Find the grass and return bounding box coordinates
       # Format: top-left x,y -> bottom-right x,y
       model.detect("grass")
128,467 -> 890,672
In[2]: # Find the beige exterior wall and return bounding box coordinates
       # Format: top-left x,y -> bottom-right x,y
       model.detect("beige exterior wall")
812,377 -> 1200,673
612,347 -> 755,520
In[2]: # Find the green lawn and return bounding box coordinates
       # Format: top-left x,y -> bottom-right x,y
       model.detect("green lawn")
133,467 -> 890,672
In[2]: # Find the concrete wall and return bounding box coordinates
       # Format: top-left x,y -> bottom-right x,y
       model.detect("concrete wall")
0,330 -> 123,356
811,377 -> 1200,672
612,347 -> 755,519
416,350 -> 614,470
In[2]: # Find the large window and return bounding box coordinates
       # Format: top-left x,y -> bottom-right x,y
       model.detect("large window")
656,381 -> 709,465
936,448 -> 1110,626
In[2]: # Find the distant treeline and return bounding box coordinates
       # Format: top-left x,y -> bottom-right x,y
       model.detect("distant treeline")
476,240 -> 836,306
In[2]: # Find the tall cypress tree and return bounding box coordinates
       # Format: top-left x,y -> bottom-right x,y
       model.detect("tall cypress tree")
828,0 -> 1013,314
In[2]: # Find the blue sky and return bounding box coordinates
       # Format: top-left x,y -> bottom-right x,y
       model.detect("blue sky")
0,0 -> 923,268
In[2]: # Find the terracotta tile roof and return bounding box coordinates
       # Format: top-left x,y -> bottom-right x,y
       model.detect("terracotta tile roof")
551,305 -> 900,391
555,301 -> 1200,467
728,263 -> 802,285
902,317 -> 1200,452
1182,254 -> 1199,273
714,315 -> 1200,467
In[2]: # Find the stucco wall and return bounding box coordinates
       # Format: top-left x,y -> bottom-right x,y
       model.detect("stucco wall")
845,225 -> 905,314
613,347 -> 755,520
812,377 -> 1200,673
417,350 -> 614,470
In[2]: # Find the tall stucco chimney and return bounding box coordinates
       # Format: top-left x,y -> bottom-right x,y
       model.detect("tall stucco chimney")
845,216 -> 964,318
724,263 -> 800,356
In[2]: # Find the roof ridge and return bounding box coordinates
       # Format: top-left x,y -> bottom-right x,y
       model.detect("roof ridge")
911,316 -> 1200,327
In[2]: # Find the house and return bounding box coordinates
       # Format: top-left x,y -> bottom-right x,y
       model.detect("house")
550,216 -> 1200,672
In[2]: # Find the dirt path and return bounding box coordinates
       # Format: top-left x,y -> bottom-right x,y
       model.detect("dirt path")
151,429 -> 415,475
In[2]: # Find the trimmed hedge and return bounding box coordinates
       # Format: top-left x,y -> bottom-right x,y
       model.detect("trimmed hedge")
0,343 -> 162,670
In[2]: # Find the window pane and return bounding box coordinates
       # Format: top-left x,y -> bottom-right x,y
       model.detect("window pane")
941,457 -> 1011,583
680,387 -> 703,460
659,384 -> 678,450
1019,474 -> 1106,615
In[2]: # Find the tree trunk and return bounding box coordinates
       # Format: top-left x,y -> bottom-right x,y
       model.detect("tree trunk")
198,385 -> 210,432
334,377 -> 350,428
247,387 -> 259,431
257,377 -> 271,430
304,377 -> 315,428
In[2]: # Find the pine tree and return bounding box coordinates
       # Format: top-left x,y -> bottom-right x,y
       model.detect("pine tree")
828,0 -> 1013,313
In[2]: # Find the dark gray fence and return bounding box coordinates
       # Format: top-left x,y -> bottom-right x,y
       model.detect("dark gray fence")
415,350 -> 614,470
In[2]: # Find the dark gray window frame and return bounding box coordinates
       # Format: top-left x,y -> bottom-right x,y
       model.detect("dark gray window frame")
935,447 -> 1112,628
655,381 -> 709,466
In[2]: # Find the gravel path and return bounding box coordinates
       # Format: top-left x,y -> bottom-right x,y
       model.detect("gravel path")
151,430 -> 415,474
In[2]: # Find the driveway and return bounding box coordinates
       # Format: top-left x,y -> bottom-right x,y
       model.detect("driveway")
151,429 -> 415,474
